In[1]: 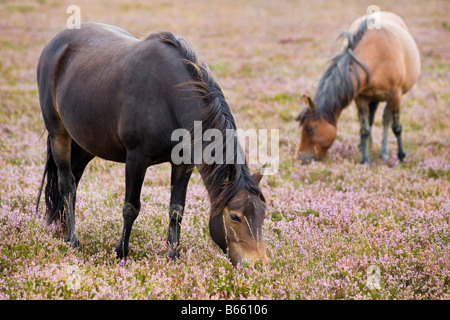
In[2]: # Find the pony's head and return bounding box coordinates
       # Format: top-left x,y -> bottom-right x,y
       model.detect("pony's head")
209,169 -> 268,266
296,95 -> 337,164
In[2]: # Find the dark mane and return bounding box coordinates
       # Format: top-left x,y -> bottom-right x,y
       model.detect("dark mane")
147,31 -> 265,215
313,18 -> 370,125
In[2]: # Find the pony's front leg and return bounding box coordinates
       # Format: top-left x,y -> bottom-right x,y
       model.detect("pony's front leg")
356,97 -> 371,164
166,164 -> 193,261
115,153 -> 147,260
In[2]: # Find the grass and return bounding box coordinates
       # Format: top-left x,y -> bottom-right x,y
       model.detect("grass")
0,0 -> 449,300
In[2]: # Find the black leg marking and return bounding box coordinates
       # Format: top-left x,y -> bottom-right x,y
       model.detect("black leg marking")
116,202 -> 140,259
165,164 -> 193,262
115,152 -> 147,260
392,112 -> 406,162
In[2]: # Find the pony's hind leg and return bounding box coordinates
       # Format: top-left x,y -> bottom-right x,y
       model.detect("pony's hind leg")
166,163 -> 194,261
115,151 -> 147,260
71,141 -> 94,185
368,101 -> 379,147
70,141 -> 94,211
49,134 -> 79,247
380,105 -> 392,160
355,96 -> 371,164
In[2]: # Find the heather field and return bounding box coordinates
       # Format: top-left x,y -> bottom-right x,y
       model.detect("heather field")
0,0 -> 449,300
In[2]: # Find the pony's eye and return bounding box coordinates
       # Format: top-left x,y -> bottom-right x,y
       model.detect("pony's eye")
230,213 -> 241,222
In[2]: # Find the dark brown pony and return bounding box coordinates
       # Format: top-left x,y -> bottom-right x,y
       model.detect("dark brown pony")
296,12 -> 420,164
36,23 -> 268,266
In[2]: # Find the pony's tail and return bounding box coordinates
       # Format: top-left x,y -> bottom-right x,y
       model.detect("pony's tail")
36,135 -> 63,225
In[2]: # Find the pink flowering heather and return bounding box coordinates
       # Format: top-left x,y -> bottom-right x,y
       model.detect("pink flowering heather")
0,0 -> 449,299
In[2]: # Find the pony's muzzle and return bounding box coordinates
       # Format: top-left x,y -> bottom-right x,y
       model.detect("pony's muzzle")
251,252 -> 269,266
298,152 -> 314,165
230,242 -> 269,266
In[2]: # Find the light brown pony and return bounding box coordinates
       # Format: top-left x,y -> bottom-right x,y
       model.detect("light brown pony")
296,12 -> 420,164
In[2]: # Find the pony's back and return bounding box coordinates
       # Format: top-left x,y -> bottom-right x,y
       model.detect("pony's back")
348,11 -> 408,33
348,12 -> 421,96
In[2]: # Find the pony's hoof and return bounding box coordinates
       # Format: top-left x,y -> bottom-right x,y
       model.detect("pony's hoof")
380,151 -> 389,161
71,238 -> 79,249
360,158 -> 370,165
115,241 -> 128,260
398,151 -> 406,162
165,249 -> 180,263
66,234 -> 79,249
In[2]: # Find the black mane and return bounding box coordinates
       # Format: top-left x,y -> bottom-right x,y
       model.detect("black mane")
313,18 -> 370,125
148,32 -> 265,215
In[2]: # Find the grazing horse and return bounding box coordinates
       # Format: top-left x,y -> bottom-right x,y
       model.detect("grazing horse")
296,12 -> 420,164
36,23 -> 268,266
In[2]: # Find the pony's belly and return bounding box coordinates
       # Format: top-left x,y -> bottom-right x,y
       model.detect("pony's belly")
359,88 -> 392,102
68,129 -> 127,163
55,97 -> 127,162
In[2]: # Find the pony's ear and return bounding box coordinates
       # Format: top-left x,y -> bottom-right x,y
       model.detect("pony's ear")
295,109 -> 305,122
296,95 -> 315,123
252,163 -> 267,184
295,106 -> 309,123
302,94 -> 315,110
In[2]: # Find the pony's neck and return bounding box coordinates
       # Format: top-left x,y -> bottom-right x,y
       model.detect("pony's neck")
314,61 -> 369,126
313,96 -> 346,127
198,163 -> 243,215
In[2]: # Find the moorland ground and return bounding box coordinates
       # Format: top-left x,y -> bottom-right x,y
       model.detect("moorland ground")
0,0 -> 449,299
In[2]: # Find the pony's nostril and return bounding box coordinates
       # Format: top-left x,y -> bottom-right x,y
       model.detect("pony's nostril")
298,153 -> 313,165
